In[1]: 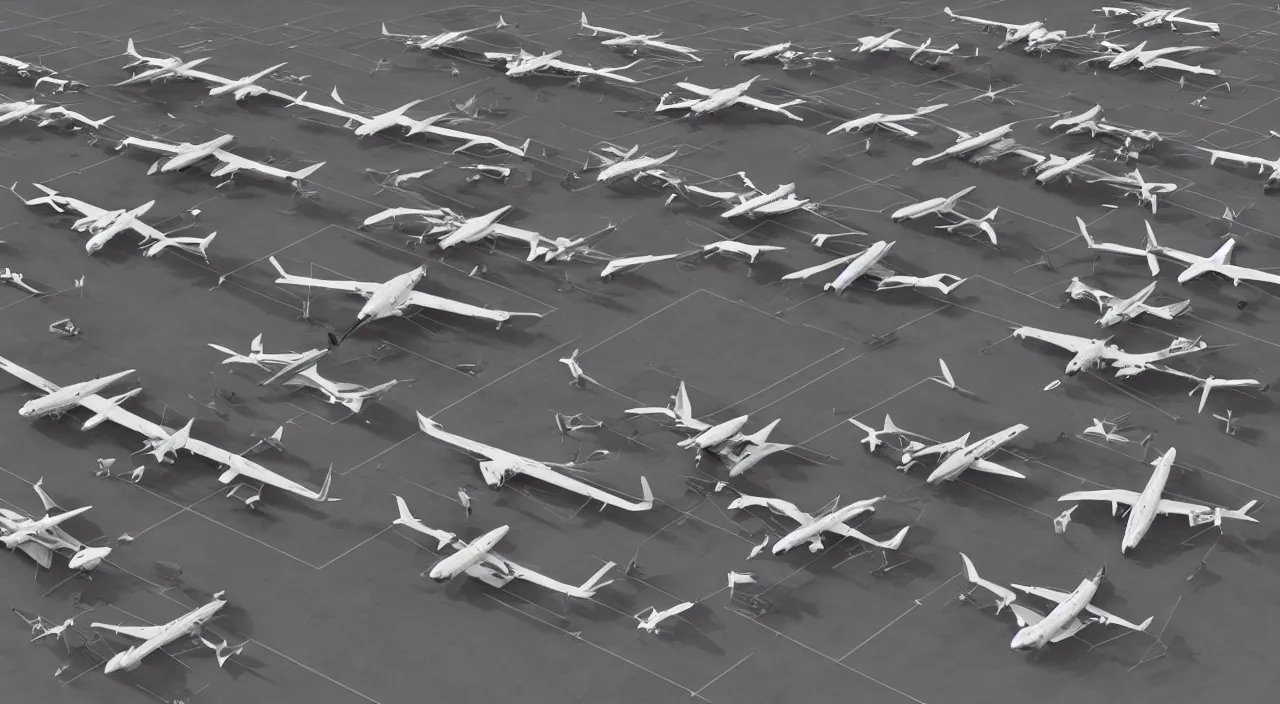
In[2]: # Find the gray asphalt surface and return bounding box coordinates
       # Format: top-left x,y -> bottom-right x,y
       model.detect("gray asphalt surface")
2,0 -> 1279,703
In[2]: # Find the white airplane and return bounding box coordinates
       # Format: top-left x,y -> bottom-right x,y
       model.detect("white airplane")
1036,150 -> 1097,185
1073,217 -> 1160,275
1060,448 -> 1258,553
585,144 -> 681,185
483,49 -> 642,83
625,381 -> 789,476
1081,41 -> 1207,69
827,103 -> 949,137
579,13 -> 701,61
695,240 -> 786,265
729,493 -> 909,553
195,61 -> 289,101
93,593 -> 240,673
14,183 -> 217,259
822,241 -> 897,293
1196,146 -> 1280,190
1086,169 -> 1176,213
734,42 -> 794,63
635,601 -> 695,634
285,89 -> 529,157
208,335 -> 401,413
1144,227 -> 1280,287
417,414 -> 654,511
854,30 -> 961,58
380,18 -> 508,51
530,222 -> 619,263
361,206 -> 459,230
1065,278 -> 1190,327
847,415 -> 925,453
436,205 -> 519,249
1095,6 -> 1220,35
911,124 -> 1015,166
116,135 -> 326,188
942,7 -> 1048,48
1065,119 -> 1163,145
891,186 -> 977,221
879,272 -> 969,295
1139,55 -> 1218,75
958,555 -> 1153,649
269,257 -> 542,338
1050,105 -> 1103,131
393,497 -> 617,596
599,252 -> 689,279
914,424 -> 1029,484
937,207 -> 999,245
676,172 -> 814,217
0,99 -> 48,125
1082,418 -> 1129,444
1012,326 -> 1207,376
0,355 -> 337,507
656,77 -> 805,121
116,39 -> 214,85
1144,366 -> 1269,413
35,106 -> 114,130
1,480 -> 112,571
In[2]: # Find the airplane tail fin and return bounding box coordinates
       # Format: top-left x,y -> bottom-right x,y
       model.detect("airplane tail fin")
1095,564 -> 1107,582
1075,216 -> 1095,247
874,526 -> 910,551
942,185 -> 977,211
882,414 -> 904,435
285,90 -> 309,108
380,22 -> 392,37
288,162 -> 325,183
740,419 -> 781,446
316,464 -> 337,502
32,478 -> 61,513
1134,616 -> 1154,632
959,552 -> 982,585
268,256 -> 299,283
578,561 -> 616,596
1143,221 -> 1159,251
638,476 -> 654,509
580,12 -> 589,28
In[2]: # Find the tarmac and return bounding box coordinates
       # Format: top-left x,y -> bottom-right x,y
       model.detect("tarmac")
1,0 -> 1279,702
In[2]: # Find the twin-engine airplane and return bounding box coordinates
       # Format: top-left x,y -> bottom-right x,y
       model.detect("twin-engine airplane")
1059,448 -> 1258,553
208,334 -> 401,413
0,355 -> 336,508
418,414 -> 654,511
1,479 -> 112,571
269,256 -> 543,339
393,497 -> 616,597
93,592 -> 242,673
959,553 -> 1153,650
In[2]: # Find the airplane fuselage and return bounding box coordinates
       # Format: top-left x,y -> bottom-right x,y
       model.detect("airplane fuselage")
438,206 -> 513,248
927,424 -> 1028,483
691,81 -> 755,114
827,241 -> 893,292
1011,577 -> 1097,650
429,525 -> 509,581
773,502 -> 872,554
359,268 -> 426,321
598,151 -> 677,183
1122,449 -> 1175,553
103,599 -> 226,673
19,369 -> 135,418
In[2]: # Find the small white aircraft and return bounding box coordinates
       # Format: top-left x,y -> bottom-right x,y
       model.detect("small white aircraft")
0,99 -> 49,126
0,355 -> 337,507
393,497 -> 616,596
912,123 -> 1015,166
676,172 -> 813,217
942,7 -> 1048,48
418,415 -> 654,511
1096,6 -> 1220,35
1065,278 -> 1190,327
579,13 -> 701,62
1144,227 -> 1280,287
847,415 -> 924,453
530,222 -> 620,263
734,42 -> 794,63
1086,169 -> 1176,213
116,134 -> 326,188
937,206 -> 999,245
876,273 -> 969,295
361,206 -> 460,230
380,18 -> 508,51
1196,146 -> 1280,190
198,61 -> 289,101
116,39 -> 213,85
694,240 -> 786,265
584,144 -> 681,185
1073,217 -> 1160,275
600,252 -> 689,279
729,493 -> 909,554
958,554 -> 1153,649
912,424 -> 1030,484
854,30 -> 961,59
784,240 -> 897,294
2,480 -> 112,571
285,89 -> 529,157
1035,150 -> 1098,185
208,335 -> 401,413
1082,417 -> 1130,444
484,49 -> 642,83
269,257 -> 542,338
1050,105 -> 1103,131
656,77 -> 805,121
891,186 -> 977,222
827,103 -> 948,137
94,593 -> 241,673
1144,366 -> 1269,413
1012,326 -> 1207,376
1060,448 -> 1258,553
636,601 -> 696,634
14,183 -> 216,258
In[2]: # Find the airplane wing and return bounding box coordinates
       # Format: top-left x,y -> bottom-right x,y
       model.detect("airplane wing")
516,463 -> 654,512
1082,604 -> 1151,632
673,81 -> 716,96
289,94 -> 370,123
504,560 -> 606,597
0,355 -> 61,393
90,622 -> 168,640
730,494 -> 812,525
118,137 -> 185,155
1010,583 -> 1074,604
487,223 -> 545,247
404,291 -> 536,323
1013,327 -> 1094,354
1058,489 -> 1142,506
16,542 -> 54,569
1066,279 -> 1113,309
269,257 -> 378,296
876,39 -> 918,51
1008,603 -> 1045,629
209,150 -> 297,181
1197,147 -> 1276,171
1214,264 -> 1280,286
730,95 -> 804,119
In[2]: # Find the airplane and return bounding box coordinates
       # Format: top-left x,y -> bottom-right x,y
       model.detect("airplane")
1035,150 -> 1097,185
877,273 -> 969,295
1,480 -> 112,571
208,335 -> 401,413
853,30 -> 961,59
483,49 -> 642,83
911,424 -> 1030,484
1064,119 -> 1163,145
600,252 -> 689,279
1196,146 -> 1280,190
636,601 -> 695,634
116,39 -> 214,85
728,493 -> 909,554
0,98 -> 48,126
361,206 -> 459,230
196,61 -> 289,101
1065,278 -> 1190,327
0,55 -> 54,79
958,554 -> 1153,649
847,415 -> 925,453
436,205 -> 520,249
380,17 -> 509,51
1,268 -> 42,295
936,207 -> 999,245
787,240 -> 897,294
93,592 -> 241,673
35,106 -> 114,130
656,77 -> 805,121
1143,366 -> 1269,413
0,355 -> 337,507
625,381 -> 789,476
579,13 -> 702,62
734,42 -> 794,63
13,183 -> 217,258
1059,448 -> 1257,553
1096,6 -> 1220,35
1086,169 -> 1176,213
942,7 -> 1048,48
1082,417 -> 1129,444
694,240 -> 786,265
827,103 -> 949,137
284,89 -> 529,157
911,123 -> 1015,166
116,135 -> 326,188
735,44 -> 837,69
393,497 -> 617,596
891,186 -> 977,221
1050,105 -> 1103,131
1073,216 -> 1160,275
675,172 -> 814,217
530,222 -> 620,263
1012,326 -> 1207,376
417,414 -> 654,511
1080,41 -> 1207,69
269,257 -> 543,337
581,144 -> 681,185
1143,226 -> 1280,287
1139,55 -> 1219,76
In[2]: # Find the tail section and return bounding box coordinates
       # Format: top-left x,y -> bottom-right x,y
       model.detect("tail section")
942,185 -> 977,211
578,561 -> 616,596
124,38 -> 142,59
285,90 -> 309,107
874,526 -> 910,551
32,478 -> 60,513
1134,616 -> 1154,632
197,231 -> 217,258
316,464 -> 337,502
82,388 -> 142,430
1143,221 -> 1159,251
289,162 -> 325,183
